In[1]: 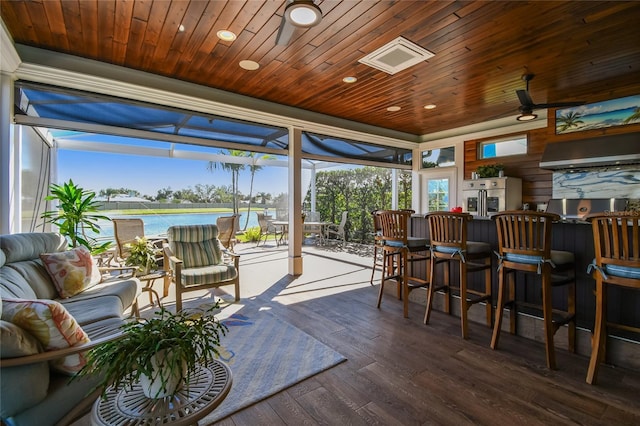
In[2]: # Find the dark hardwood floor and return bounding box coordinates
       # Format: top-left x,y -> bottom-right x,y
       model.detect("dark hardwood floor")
213,246 -> 640,426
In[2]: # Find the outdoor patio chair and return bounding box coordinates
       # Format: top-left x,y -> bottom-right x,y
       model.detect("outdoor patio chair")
256,213 -> 283,246
216,214 -> 239,252
164,224 -> 240,312
326,211 -> 348,245
112,218 -> 164,265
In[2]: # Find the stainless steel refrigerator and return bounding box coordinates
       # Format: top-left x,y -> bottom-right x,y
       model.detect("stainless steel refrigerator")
462,177 -> 522,217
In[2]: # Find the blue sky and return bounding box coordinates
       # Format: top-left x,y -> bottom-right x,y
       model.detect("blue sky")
57,150 -> 291,198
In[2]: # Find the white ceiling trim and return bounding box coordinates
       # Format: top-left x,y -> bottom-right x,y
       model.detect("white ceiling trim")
0,19 -> 20,73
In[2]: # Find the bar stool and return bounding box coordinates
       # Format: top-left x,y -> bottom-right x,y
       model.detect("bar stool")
370,210 -> 384,286
425,212 -> 493,339
491,211 -> 576,370
376,210 -> 430,318
585,212 -> 640,384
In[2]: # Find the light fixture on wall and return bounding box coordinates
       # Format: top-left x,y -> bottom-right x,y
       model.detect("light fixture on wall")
284,0 -> 322,27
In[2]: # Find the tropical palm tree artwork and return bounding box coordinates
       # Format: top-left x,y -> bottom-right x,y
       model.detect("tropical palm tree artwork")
556,111 -> 585,133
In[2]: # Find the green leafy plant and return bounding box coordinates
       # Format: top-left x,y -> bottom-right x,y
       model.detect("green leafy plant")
241,226 -> 262,242
41,179 -> 111,253
76,303 -> 228,398
124,236 -> 160,275
475,164 -> 505,178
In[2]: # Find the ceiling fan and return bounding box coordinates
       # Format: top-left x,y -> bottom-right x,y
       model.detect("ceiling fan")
516,73 -> 585,121
276,0 -> 323,46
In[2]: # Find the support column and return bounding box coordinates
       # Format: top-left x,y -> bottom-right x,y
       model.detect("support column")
0,72 -> 15,234
391,168 -> 398,210
310,164 -> 316,212
288,128 -> 303,275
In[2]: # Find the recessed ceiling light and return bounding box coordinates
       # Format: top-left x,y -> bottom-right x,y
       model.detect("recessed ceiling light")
178,24 -> 185,32
217,30 -> 236,41
239,60 -> 260,71
342,76 -> 357,83
424,104 -> 436,109
387,106 -> 401,112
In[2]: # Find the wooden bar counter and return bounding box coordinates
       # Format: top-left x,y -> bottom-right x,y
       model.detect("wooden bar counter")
409,214 -> 640,370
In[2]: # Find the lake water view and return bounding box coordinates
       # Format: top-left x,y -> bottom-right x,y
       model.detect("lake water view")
93,211 -> 260,240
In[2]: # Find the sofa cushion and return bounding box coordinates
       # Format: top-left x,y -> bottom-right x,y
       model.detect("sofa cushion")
64,277 -> 141,316
82,317 -> 128,339
0,320 -> 50,419
1,298 -> 90,375
40,246 -> 101,298
1,261 -> 57,300
61,295 -> 126,326
1,233 -> 67,264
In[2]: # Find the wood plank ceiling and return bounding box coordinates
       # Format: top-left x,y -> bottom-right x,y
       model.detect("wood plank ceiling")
2,0 -> 640,136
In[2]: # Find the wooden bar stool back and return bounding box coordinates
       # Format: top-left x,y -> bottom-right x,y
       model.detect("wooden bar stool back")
585,212 -> 640,384
425,212 -> 492,339
376,210 -> 430,318
491,211 -> 576,369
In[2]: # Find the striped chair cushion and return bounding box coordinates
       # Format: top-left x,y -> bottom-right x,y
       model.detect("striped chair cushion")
179,264 -> 238,287
167,225 -> 222,268
505,250 -> 574,267
604,264 -> 640,280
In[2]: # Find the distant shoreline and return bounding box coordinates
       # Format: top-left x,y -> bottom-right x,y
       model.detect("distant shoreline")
101,207 -> 265,216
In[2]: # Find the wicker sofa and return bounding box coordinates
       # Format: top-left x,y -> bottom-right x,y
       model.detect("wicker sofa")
0,232 -> 141,426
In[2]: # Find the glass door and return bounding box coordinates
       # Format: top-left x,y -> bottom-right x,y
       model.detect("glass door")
420,169 -> 457,213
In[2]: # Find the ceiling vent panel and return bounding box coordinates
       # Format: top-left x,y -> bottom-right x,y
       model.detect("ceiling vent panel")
358,37 -> 435,75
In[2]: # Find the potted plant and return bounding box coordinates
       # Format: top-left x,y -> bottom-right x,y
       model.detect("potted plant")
475,163 -> 505,178
76,303 -> 228,399
41,179 -> 112,254
124,236 -> 160,276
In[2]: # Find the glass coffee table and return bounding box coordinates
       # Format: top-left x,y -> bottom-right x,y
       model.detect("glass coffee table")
91,359 -> 232,426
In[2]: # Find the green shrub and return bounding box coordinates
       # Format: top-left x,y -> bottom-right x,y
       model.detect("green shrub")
242,226 -> 262,242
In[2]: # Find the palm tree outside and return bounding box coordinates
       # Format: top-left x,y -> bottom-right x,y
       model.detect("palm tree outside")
243,153 -> 276,230
207,150 -> 248,215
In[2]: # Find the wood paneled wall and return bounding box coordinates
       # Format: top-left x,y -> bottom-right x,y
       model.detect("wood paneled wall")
464,119 -> 640,206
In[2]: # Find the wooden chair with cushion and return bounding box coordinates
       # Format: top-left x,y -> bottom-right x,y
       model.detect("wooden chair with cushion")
216,214 -> 239,252
585,212 -> 640,384
376,210 -> 430,318
425,211 -> 493,339
491,211 -> 576,369
164,224 -> 240,312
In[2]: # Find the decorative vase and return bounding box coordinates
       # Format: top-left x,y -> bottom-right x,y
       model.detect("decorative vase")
139,350 -> 187,399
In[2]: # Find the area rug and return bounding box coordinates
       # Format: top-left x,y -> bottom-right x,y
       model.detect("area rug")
194,305 -> 347,424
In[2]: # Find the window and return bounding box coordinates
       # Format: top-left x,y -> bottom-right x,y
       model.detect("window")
427,178 -> 449,211
421,146 -> 455,168
479,135 -> 527,159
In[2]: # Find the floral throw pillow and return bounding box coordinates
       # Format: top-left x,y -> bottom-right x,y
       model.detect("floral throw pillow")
40,246 -> 101,298
1,298 -> 90,374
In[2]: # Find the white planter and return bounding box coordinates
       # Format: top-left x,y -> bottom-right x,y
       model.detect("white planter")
139,350 -> 187,399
